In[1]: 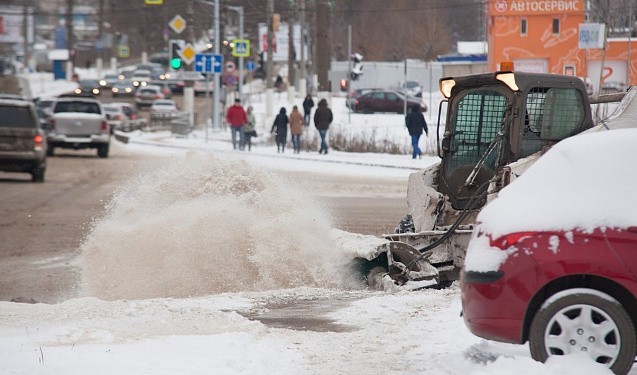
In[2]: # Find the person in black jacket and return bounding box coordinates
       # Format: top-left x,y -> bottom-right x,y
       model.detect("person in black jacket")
313,99 -> 333,154
271,107 -> 289,153
405,104 -> 428,159
302,94 -> 314,126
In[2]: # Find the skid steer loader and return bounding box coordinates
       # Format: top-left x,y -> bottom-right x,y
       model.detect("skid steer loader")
363,70 -> 630,288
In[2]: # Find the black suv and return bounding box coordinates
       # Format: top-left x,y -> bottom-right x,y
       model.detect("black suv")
0,99 -> 47,182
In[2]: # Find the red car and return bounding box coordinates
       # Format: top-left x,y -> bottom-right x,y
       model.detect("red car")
461,128 -> 637,375
352,90 -> 425,114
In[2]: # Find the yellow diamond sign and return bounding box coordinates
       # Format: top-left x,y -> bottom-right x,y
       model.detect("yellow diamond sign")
169,14 -> 186,34
178,43 -> 196,65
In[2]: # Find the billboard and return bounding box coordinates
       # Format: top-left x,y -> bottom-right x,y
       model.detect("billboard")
258,23 -> 308,62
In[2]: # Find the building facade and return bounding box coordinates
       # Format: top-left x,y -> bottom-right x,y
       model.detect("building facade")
487,0 -> 636,91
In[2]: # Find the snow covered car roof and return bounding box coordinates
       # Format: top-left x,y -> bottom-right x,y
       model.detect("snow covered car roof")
475,128 -> 637,238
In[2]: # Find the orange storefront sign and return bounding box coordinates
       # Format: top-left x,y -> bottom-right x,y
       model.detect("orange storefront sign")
491,0 -> 584,15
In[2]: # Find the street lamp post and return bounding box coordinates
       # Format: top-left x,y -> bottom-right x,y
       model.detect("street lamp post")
227,5 -> 244,101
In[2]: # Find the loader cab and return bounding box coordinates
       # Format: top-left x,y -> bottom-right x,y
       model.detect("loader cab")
437,72 -> 593,210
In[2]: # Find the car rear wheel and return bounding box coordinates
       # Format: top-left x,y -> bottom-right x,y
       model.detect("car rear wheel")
31,164 -> 45,183
529,288 -> 636,375
97,144 -> 109,158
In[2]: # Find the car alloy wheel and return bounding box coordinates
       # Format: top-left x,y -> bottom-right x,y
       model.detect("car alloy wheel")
529,288 -> 636,375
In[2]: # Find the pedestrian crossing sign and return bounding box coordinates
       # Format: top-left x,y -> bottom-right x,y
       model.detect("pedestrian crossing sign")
232,39 -> 250,57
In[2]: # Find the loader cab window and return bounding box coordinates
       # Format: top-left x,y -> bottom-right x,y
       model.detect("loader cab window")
446,89 -> 507,173
519,87 -> 585,158
441,88 -> 508,210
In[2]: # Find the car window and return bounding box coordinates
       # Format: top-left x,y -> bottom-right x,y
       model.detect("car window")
386,93 -> 399,101
123,107 -> 134,116
54,101 -> 101,114
0,106 -> 35,128
370,92 -> 384,100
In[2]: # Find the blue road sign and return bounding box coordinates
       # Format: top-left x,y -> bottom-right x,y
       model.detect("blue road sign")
195,53 -> 223,74
245,60 -> 256,71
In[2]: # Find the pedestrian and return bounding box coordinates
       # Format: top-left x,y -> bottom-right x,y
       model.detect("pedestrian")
313,98 -> 333,154
244,105 -> 256,151
226,98 -> 247,150
405,104 -> 428,159
302,94 -> 314,126
289,105 -> 304,154
271,107 -> 289,153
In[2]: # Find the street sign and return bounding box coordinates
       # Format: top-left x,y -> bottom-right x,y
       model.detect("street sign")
225,61 -> 236,72
117,45 -> 130,58
178,43 -> 196,65
194,53 -> 223,74
245,60 -> 255,71
232,39 -> 250,57
145,0 -> 163,4
169,14 -> 186,34
172,71 -> 205,81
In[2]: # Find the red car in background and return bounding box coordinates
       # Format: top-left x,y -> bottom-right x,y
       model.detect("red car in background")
352,90 -> 425,114
461,128 -> 637,375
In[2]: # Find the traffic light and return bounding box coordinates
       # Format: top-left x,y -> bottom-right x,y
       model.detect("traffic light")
350,53 -> 363,81
169,40 -> 182,70
339,79 -> 348,92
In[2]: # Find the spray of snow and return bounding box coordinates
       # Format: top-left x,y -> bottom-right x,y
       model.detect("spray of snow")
79,151 -> 364,300
548,235 -> 560,254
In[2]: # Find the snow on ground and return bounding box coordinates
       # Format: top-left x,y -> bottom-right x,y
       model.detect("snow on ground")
0,73 -> 625,374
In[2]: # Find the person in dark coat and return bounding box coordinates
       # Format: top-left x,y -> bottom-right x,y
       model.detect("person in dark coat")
405,104 -> 428,159
302,94 -> 314,126
313,98 -> 333,154
271,107 -> 289,153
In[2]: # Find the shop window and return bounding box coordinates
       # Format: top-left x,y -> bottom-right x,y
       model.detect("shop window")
552,19 -> 560,34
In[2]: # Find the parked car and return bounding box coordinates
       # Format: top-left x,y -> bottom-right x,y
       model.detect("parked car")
345,88 -> 381,109
0,99 -> 47,182
111,79 -> 136,97
99,73 -> 121,89
352,90 -> 425,114
400,80 -> 423,98
461,128 -> 637,375
135,85 -> 165,109
103,102 -> 145,132
74,79 -> 102,96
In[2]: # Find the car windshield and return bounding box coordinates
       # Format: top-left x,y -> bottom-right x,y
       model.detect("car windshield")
0,106 -> 34,128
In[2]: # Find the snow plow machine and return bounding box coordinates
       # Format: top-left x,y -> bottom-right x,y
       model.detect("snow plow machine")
362,70 -> 631,289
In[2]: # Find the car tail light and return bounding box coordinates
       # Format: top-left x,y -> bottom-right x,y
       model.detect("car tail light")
101,120 -> 109,133
130,114 -> 137,120
490,231 -> 538,249
34,134 -> 44,151
119,114 -> 124,121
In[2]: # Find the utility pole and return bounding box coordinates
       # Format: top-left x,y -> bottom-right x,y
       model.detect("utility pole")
316,0 -> 330,91
266,0 -> 274,89
228,6 -> 244,100
66,0 -> 74,79
287,3 -> 296,90
22,0 -> 30,72
300,0 -> 306,96
213,0 -> 221,131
